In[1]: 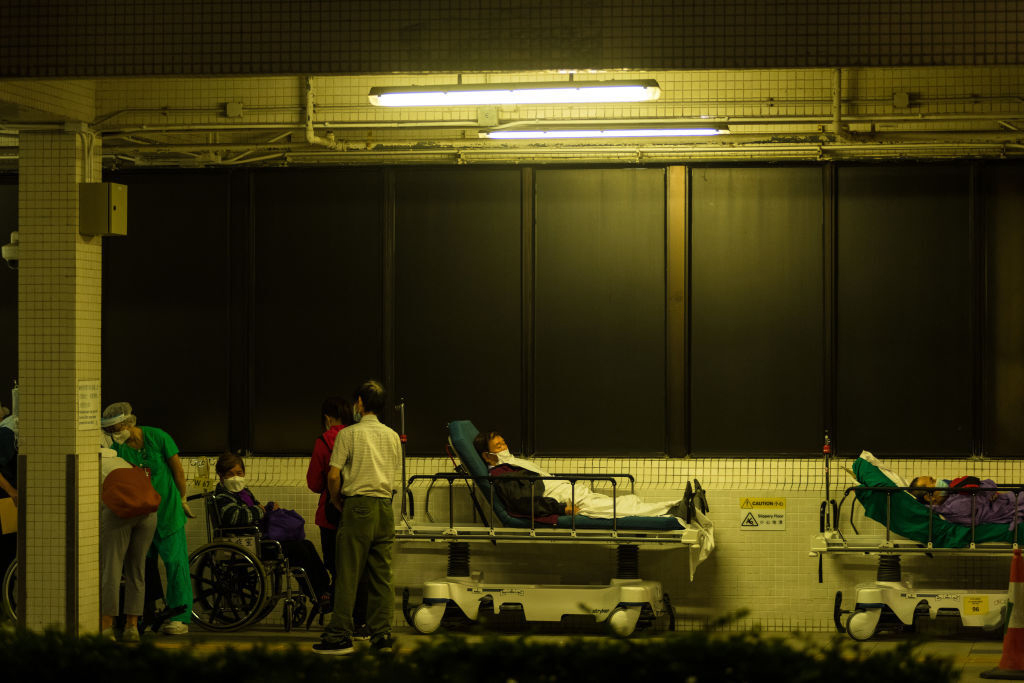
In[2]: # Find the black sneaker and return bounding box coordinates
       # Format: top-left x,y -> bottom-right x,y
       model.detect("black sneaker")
352,624 -> 372,640
312,637 -> 355,655
370,635 -> 394,653
692,479 -> 709,514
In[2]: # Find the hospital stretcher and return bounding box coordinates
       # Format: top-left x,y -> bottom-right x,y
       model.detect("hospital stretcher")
396,420 -> 713,636
810,452 -> 1021,640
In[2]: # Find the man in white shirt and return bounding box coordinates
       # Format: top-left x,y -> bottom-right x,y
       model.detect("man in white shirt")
314,380 -> 402,655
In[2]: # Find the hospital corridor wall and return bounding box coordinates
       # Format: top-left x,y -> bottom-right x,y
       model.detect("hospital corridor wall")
2,163 -> 1024,632
83,162 -> 1024,460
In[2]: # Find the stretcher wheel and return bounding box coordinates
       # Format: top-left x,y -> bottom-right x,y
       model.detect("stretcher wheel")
607,607 -> 638,637
845,609 -> 880,641
477,595 -> 495,626
412,603 -> 446,634
1,559 -> 15,621
189,542 -> 268,631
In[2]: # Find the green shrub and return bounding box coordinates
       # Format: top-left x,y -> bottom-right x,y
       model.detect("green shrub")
0,627 -> 957,683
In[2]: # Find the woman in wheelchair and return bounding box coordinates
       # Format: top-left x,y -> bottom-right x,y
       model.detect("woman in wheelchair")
213,453 -> 332,617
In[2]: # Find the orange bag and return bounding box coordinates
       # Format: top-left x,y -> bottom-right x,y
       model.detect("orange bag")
102,466 -> 161,518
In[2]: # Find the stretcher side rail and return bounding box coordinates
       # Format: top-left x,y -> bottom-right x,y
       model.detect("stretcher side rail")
403,471 -> 638,527
811,532 -> 1021,555
397,472 -> 696,546
814,483 -> 1024,554
550,472 -> 636,495
396,524 -> 701,546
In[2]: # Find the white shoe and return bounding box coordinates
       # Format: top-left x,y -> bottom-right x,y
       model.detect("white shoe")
161,621 -> 188,635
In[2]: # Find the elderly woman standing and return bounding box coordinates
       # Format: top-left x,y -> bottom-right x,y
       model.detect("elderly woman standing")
101,402 -> 194,635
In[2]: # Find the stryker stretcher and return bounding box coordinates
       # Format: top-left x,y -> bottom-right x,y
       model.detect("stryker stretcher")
397,420 -> 714,636
811,452 -> 1021,640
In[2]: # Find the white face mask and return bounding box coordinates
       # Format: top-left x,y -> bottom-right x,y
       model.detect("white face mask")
223,476 -> 246,493
111,429 -> 131,445
493,449 -> 513,463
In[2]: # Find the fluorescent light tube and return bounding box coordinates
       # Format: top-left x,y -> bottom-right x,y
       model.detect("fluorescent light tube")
369,80 -> 661,107
484,128 -> 725,139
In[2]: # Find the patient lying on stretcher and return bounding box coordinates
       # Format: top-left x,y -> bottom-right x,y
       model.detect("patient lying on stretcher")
909,475 -> 1024,527
473,430 -> 694,522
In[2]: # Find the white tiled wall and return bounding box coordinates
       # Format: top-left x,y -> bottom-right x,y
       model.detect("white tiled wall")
181,452 -> 1022,633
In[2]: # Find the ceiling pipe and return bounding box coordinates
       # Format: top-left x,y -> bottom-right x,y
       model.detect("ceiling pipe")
103,143 -> 302,153
0,122 -> 66,132
279,140 -> 1022,159
832,68 -> 845,138
83,111 -> 1024,139
96,140 -> 1018,168
218,153 -> 286,166
101,127 -> 1024,156
305,77 -> 347,152
92,105 -> 300,127
84,92 -> 1024,131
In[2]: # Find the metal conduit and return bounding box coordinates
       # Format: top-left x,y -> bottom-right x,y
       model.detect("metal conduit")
79,111 -> 1024,137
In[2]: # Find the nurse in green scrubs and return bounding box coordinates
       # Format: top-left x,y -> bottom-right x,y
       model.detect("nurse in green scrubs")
101,402 -> 194,634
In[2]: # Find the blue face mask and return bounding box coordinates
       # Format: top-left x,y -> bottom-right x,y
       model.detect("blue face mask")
937,480 -> 950,489
352,405 -> 362,423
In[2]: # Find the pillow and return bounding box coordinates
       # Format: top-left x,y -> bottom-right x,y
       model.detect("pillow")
858,450 -> 908,488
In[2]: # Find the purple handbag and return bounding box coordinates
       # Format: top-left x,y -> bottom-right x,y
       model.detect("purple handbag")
263,507 -> 306,542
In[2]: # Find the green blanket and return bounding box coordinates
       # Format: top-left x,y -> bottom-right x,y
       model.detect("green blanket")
852,457 -> 1021,547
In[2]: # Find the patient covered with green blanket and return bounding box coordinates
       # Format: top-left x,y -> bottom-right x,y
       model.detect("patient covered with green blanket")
853,452 -> 1022,547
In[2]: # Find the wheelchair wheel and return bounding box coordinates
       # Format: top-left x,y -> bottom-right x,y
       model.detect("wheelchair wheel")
190,542 -> 268,631
1,559 -> 15,621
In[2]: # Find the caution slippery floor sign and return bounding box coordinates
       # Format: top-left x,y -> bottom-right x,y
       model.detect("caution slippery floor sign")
739,497 -> 786,531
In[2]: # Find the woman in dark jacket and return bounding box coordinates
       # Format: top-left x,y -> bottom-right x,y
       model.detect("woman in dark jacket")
305,396 -> 350,583
304,397 -> 369,636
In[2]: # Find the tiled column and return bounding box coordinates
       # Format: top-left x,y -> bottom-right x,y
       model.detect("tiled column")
17,129 -> 102,634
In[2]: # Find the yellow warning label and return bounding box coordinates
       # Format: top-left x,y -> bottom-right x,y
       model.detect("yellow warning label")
740,497 -> 786,509
964,596 -> 988,615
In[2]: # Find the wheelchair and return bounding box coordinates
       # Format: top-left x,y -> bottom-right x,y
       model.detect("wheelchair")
1,557 -> 14,621
188,492 -> 319,632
